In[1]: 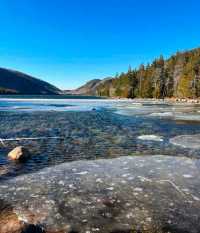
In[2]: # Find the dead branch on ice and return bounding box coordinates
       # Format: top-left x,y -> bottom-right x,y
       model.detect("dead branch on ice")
0,136 -> 64,146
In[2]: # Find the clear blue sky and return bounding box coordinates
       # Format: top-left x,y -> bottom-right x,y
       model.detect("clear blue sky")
0,0 -> 200,89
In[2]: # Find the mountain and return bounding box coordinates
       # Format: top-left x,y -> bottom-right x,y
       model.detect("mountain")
0,67 -> 61,95
79,47 -> 200,99
65,78 -> 112,95
72,79 -> 101,95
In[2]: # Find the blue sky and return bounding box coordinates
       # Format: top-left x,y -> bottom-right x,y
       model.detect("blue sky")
0,0 -> 200,89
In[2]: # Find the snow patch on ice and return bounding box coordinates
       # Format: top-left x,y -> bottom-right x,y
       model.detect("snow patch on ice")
149,112 -> 173,117
137,135 -> 164,142
170,135 -> 200,149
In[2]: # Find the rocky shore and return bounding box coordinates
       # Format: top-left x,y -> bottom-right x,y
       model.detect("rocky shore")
0,155 -> 200,233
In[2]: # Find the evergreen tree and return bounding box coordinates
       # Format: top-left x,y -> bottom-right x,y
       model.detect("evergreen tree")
96,48 -> 200,99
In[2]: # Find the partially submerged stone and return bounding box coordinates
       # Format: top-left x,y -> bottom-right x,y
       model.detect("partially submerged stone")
1,155 -> 200,232
8,146 -> 30,161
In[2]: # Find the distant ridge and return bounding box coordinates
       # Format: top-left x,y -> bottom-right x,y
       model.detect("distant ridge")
65,78 -> 112,95
0,67 -> 60,95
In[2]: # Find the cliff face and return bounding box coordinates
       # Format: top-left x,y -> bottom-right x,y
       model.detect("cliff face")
93,47 -> 200,98
0,68 -> 60,95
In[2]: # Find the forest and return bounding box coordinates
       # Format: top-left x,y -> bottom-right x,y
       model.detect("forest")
96,48 -> 200,98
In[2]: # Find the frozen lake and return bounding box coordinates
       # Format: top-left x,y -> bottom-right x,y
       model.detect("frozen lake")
1,98 -> 200,179
1,98 -> 200,232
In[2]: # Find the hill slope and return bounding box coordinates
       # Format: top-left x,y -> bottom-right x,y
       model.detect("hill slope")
79,47 -> 200,99
66,78 -> 112,95
0,68 -> 60,95
71,79 -> 101,95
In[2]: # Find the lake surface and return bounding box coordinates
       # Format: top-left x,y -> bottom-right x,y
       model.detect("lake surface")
2,97 -> 200,232
1,97 -> 200,180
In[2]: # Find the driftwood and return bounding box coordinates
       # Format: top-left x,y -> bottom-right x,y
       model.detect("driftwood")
0,137 -> 64,147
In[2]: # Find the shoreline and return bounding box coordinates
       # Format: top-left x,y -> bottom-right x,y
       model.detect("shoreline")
0,95 -> 200,106
108,96 -> 200,103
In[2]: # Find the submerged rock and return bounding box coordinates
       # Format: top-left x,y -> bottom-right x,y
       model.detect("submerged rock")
8,146 -> 30,161
1,155 -> 200,232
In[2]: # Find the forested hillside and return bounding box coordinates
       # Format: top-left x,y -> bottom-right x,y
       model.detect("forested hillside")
96,48 -> 200,98
0,67 -> 60,95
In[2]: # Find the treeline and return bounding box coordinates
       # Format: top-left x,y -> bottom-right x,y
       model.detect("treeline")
96,48 -> 200,98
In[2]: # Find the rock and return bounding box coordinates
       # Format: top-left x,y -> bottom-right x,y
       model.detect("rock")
21,224 -> 45,233
8,146 -> 30,161
0,200 -> 23,233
